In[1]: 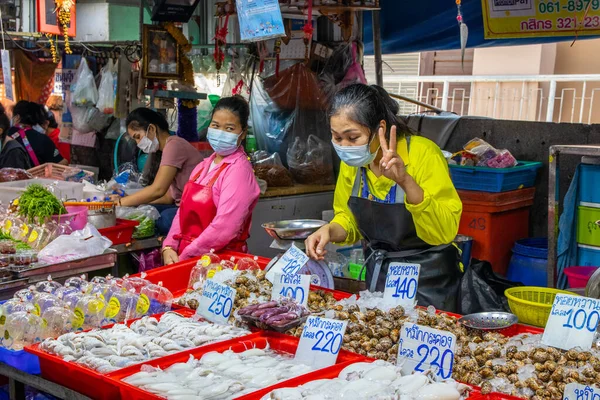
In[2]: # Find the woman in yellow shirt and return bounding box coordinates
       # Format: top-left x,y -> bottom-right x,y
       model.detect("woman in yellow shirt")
306,84 -> 463,312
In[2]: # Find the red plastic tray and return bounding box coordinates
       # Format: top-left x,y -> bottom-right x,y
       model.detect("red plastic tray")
108,330 -> 367,400
98,219 -> 140,245
25,310 -> 241,400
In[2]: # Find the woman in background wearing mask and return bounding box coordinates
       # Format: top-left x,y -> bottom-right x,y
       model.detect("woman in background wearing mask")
0,104 -> 32,170
9,101 -> 67,166
39,107 -> 71,163
162,96 -> 260,264
114,108 -> 203,235
305,84 -> 463,312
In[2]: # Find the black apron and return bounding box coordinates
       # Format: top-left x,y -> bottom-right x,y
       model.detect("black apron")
347,137 -> 462,312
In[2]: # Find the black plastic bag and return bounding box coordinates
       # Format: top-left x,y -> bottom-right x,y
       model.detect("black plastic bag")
458,259 -> 524,314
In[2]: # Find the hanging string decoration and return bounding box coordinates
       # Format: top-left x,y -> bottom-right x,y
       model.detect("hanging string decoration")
177,98 -> 198,142
257,41 -> 268,74
213,15 -> 230,87
456,0 -> 468,71
163,22 -> 194,87
302,0 -> 314,60
54,0 -> 73,54
46,34 -> 59,63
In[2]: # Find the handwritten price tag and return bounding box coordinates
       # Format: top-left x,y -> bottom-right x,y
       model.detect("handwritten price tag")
563,383 -> 600,400
266,244 -> 309,283
542,294 -> 600,351
398,323 -> 456,379
271,272 -> 310,307
197,279 -> 237,325
383,263 -> 420,306
295,316 -> 348,369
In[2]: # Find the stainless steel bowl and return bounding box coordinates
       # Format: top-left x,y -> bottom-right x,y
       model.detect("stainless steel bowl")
458,312 -> 518,331
262,219 -> 327,241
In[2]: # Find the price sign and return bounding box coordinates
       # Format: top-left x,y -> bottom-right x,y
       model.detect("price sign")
563,383 -> 600,400
398,323 -> 456,379
197,279 -> 237,325
542,294 -> 600,351
383,263 -> 420,306
295,316 -> 348,369
271,272 -> 310,307
266,244 -> 309,283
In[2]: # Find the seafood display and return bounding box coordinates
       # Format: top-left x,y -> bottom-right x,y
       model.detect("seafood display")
239,298 -> 310,331
262,360 -> 471,400
123,346 -> 314,400
39,312 -> 249,373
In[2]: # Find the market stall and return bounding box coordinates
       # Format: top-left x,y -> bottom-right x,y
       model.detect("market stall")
0,245 -> 591,400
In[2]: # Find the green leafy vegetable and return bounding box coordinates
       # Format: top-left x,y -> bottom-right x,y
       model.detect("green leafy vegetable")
126,213 -> 155,239
17,184 -> 67,224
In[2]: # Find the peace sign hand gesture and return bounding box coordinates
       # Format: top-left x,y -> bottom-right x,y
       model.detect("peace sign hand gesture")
379,125 -> 408,185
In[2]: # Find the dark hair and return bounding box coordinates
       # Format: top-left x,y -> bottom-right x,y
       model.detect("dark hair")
0,105 -> 10,142
211,95 -> 250,130
126,108 -> 170,133
47,112 -> 58,129
329,84 -> 410,139
12,101 -> 42,126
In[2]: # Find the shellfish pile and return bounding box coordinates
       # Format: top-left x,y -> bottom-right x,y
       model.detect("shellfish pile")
123,346 -> 314,400
39,312 -> 249,373
262,361 -> 471,400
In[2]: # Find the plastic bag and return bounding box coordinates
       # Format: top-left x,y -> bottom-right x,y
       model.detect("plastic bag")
70,106 -> 112,133
116,205 -> 160,239
458,259 -> 523,314
0,168 -> 33,182
461,138 -> 518,168
132,249 -> 161,273
71,59 -> 98,107
252,152 -> 293,187
321,42 -> 367,101
97,62 -> 116,115
264,63 -> 327,111
197,100 -> 214,133
286,135 -> 334,185
39,224 -> 112,262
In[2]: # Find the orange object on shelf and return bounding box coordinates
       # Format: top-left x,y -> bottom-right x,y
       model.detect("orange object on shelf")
458,188 -> 536,275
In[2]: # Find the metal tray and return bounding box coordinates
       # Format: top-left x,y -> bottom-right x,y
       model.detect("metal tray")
262,220 -> 327,241
16,250 -> 117,279
459,312 -> 518,331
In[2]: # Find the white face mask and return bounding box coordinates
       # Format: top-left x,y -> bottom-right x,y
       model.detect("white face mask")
207,127 -> 240,156
33,125 -> 45,134
332,138 -> 379,167
137,127 -> 159,154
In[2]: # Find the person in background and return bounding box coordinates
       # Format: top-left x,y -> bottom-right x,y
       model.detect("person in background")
40,108 -> 71,163
162,96 -> 260,264
0,104 -> 32,170
8,101 -> 67,166
112,108 -> 204,235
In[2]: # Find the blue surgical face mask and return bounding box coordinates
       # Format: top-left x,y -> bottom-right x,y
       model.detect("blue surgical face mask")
207,127 -> 240,156
332,138 -> 379,167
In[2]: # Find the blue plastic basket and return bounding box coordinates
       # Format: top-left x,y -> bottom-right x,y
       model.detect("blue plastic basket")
449,161 -> 543,192
579,164 -> 600,203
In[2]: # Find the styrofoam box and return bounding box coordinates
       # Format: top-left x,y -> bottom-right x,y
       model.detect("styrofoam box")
0,179 -> 84,204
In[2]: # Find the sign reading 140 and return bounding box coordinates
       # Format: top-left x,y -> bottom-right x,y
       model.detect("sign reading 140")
384,263 -> 420,307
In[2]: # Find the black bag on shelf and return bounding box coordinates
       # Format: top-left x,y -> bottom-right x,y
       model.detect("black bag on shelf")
458,259 -> 524,315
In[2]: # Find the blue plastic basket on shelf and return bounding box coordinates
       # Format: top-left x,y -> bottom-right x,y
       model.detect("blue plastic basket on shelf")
449,161 -> 543,192
0,300 -> 40,374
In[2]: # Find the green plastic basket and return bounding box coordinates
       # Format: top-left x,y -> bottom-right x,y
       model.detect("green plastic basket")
348,263 -> 366,281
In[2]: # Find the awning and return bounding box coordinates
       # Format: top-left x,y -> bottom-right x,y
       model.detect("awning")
363,0 -> 597,55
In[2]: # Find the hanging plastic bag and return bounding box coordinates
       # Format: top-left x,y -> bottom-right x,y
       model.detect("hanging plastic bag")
71,59 -> 98,107
458,259 -> 523,314
264,63 -> 327,111
97,62 -> 116,115
321,42 -> 367,101
286,135 -> 334,185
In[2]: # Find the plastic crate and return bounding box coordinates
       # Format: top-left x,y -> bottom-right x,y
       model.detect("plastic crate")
449,161 -> 542,192
579,164 -> 600,203
578,244 -> 600,266
108,331 -> 367,400
25,310 -> 238,400
98,219 -> 140,245
27,163 -> 94,183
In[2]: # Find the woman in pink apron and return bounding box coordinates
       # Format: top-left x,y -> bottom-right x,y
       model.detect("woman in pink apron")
161,96 -> 260,264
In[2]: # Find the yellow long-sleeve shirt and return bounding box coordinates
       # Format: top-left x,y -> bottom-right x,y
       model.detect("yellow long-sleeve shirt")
331,135 -> 462,247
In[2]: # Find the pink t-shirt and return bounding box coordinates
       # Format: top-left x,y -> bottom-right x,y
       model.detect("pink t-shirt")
160,136 -> 204,205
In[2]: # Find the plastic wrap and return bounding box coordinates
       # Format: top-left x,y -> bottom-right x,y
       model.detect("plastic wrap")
264,63 -> 327,111
132,249 -> 161,273
0,168 -> 33,182
462,137 -> 518,168
70,105 -> 112,134
38,224 -> 113,261
287,135 -> 334,185
71,59 -> 98,107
